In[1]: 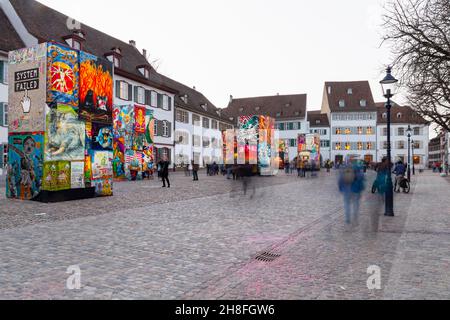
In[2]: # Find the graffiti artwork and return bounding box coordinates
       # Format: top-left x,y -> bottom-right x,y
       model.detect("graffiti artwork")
125,150 -> 143,181
6,134 -> 44,199
42,161 -> 71,191
45,104 -> 85,161
8,44 -> 47,133
134,105 -> 146,134
47,43 -> 79,107
113,137 -> 125,180
92,123 -> 113,150
78,51 -> 113,124
70,161 -> 85,189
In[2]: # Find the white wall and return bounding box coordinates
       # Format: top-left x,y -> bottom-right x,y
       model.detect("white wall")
175,109 -> 225,167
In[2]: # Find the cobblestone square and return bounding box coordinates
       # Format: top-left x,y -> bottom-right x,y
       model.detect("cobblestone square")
0,170 -> 449,300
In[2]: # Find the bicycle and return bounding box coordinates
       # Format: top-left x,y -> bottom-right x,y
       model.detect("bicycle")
394,176 -> 410,194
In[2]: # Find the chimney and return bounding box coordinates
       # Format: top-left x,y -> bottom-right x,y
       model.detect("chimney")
129,40 -> 136,47
193,86 -> 196,90
229,95 -> 233,103
142,49 -> 147,57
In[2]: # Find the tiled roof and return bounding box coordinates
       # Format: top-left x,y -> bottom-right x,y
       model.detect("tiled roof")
224,94 -> 307,121
307,111 -> 330,127
375,102 -> 429,125
0,8 -> 24,53
6,0 -> 231,123
324,81 -> 376,112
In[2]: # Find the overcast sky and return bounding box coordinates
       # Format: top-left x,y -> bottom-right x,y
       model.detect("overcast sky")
39,0 -> 402,110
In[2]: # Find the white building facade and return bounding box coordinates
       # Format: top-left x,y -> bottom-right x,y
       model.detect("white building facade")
0,55 -> 8,170
322,82 -> 378,164
307,112 -> 331,164
175,106 -> 232,167
376,124 -> 429,170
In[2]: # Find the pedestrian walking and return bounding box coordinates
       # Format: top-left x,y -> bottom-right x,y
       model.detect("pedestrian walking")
338,161 -> 365,227
160,156 -> 171,188
192,160 -> 199,181
284,160 -> 290,174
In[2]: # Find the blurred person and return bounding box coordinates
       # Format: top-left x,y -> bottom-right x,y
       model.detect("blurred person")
338,160 -> 365,227
393,160 -> 406,192
284,159 -> 290,174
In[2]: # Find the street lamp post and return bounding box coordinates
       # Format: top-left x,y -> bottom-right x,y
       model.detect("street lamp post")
407,125 -> 412,182
411,139 -> 415,175
380,66 -> 399,217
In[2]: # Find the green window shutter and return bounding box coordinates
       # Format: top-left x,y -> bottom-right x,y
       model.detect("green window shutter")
145,90 -> 151,106
0,102 -> 4,127
157,93 -> 163,108
128,84 -> 133,101
168,96 -> 172,111
134,86 -> 138,103
115,80 -> 120,98
0,61 -> 4,83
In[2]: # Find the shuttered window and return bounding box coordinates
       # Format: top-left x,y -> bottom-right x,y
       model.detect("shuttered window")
0,61 -> 7,84
0,103 -> 7,127
116,81 -> 132,101
151,91 -> 158,107
162,95 -> 169,110
134,86 -> 145,104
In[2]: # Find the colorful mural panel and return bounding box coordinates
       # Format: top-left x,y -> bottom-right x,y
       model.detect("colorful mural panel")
92,123 -> 113,151
78,51 -> 113,124
125,150 -> 143,181
8,43 -> 47,133
45,104 -> 85,161
46,43 -> 79,107
70,161 -> 85,189
42,161 -> 71,191
6,134 -> 44,199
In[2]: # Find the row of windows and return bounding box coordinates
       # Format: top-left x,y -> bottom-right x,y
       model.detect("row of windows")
310,129 -> 328,135
338,99 -> 367,108
381,127 -> 422,136
277,122 -> 302,131
177,110 -> 231,130
380,141 -> 422,150
334,142 -> 374,151
116,80 -> 172,111
334,127 -> 375,135
331,113 -> 376,121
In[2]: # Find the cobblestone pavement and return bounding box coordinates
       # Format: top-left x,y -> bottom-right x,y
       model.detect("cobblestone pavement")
0,170 -> 448,299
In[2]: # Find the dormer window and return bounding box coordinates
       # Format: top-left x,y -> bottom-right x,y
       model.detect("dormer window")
229,117 -> 234,121
180,94 -> 188,104
63,31 -> 85,50
255,106 -> 260,111
106,54 -> 120,68
382,113 -> 387,119
316,120 -> 321,124
201,104 -> 208,111
285,103 -> 291,107
137,66 -> 150,79
360,99 -> 367,107
239,107 -> 244,112
276,112 -> 282,117
105,47 -> 122,69
397,113 -> 402,119
294,111 -> 300,116
347,88 -> 353,95
339,100 -> 345,108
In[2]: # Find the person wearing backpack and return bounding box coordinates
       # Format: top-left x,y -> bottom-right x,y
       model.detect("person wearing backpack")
338,161 -> 365,226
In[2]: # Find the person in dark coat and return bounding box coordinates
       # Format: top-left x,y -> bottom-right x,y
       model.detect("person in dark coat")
160,156 -> 171,188
192,160 -> 199,181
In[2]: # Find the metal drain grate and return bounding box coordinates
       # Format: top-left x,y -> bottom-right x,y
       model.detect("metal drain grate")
254,251 -> 281,262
